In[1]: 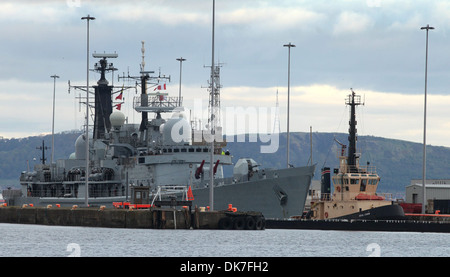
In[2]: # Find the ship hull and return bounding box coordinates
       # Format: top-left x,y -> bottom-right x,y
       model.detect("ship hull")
191,165 -> 316,219
9,165 -> 316,219
335,203 -> 405,220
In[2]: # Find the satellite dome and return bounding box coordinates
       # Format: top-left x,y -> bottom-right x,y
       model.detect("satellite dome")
110,111 -> 126,128
74,135 -> 86,159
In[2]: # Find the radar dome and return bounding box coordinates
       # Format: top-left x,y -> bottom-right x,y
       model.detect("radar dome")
110,111 -> 126,128
75,135 -> 86,159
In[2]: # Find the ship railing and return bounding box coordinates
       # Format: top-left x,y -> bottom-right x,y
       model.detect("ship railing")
347,165 -> 377,174
133,95 -> 182,112
311,192 -> 395,202
191,176 -> 236,189
150,185 -> 189,206
24,187 -> 126,198
311,193 -> 332,202
376,192 -> 395,201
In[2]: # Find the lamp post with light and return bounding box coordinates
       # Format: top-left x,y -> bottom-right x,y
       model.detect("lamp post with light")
50,74 -> 59,164
420,24 -> 434,214
283,42 -> 295,168
81,14 -> 95,207
176,57 -> 186,106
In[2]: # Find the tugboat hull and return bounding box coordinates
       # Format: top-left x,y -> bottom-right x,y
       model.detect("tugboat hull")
336,204 -> 405,220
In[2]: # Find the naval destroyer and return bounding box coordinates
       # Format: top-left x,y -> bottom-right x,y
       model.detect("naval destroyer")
8,48 -> 315,219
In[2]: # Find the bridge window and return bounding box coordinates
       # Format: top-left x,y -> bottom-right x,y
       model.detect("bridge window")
360,179 -> 367,191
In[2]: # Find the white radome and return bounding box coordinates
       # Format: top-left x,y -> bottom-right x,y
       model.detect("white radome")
110,111 -> 126,128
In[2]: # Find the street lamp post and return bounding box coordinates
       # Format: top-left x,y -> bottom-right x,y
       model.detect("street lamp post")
283,42 -> 295,168
420,24 -> 434,214
176,57 -> 186,106
82,14 -> 95,207
50,74 -> 59,164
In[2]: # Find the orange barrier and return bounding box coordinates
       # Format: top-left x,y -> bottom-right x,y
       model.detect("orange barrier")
113,202 -> 153,209
227,204 -> 237,212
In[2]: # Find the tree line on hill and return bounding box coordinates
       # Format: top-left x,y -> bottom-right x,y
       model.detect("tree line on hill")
2,130 -> 450,194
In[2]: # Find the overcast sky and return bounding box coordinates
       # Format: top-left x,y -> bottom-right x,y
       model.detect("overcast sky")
2,0 -> 450,148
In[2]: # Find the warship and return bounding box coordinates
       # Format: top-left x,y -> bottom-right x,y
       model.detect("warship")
8,48 -> 315,219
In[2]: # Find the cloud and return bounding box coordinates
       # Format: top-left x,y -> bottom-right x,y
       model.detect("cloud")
104,4 -> 210,26
388,14 -> 424,32
0,2 -> 76,24
219,6 -> 326,32
0,79 -> 82,138
332,11 -> 374,36
4,74 -> 450,148
195,84 -> 450,147
2,0 -> 450,150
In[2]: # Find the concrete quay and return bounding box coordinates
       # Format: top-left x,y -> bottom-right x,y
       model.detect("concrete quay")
0,206 -> 265,230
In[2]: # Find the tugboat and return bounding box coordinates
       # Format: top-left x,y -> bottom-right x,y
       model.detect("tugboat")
309,89 -> 405,220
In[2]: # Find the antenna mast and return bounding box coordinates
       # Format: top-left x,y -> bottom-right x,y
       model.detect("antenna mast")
346,88 -> 363,172
207,63 -> 223,128
209,0 -> 216,211
141,41 -> 145,72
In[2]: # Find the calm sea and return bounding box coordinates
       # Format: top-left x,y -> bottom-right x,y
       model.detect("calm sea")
0,223 -> 448,257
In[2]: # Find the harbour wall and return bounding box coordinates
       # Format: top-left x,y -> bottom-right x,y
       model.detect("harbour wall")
0,206 -> 232,229
405,213 -> 450,222
265,216 -> 450,233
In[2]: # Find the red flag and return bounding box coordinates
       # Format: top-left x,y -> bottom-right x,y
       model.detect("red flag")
153,84 -> 167,91
115,91 -> 123,100
115,103 -> 121,110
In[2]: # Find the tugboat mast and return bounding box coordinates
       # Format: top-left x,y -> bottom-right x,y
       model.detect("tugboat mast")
346,89 -> 363,172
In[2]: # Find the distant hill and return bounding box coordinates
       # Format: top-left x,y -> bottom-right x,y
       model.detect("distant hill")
0,131 -> 82,188
2,131 -> 450,195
